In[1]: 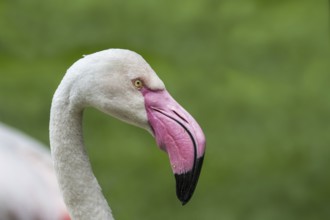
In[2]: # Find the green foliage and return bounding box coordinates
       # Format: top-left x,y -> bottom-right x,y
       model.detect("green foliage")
0,0 -> 329,219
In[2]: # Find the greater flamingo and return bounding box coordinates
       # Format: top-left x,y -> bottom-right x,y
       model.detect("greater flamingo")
50,49 -> 206,220
0,122 -> 70,220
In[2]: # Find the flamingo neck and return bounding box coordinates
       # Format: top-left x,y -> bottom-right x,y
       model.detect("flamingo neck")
50,90 -> 113,220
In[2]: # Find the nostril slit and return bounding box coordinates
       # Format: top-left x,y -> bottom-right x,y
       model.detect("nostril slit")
172,110 -> 189,124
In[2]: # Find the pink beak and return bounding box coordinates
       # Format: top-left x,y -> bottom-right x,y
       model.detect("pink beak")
142,89 -> 206,205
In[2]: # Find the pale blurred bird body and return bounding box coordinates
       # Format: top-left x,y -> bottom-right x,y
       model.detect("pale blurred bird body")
0,123 -> 70,220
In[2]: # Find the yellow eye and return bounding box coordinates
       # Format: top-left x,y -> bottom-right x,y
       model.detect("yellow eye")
133,79 -> 143,89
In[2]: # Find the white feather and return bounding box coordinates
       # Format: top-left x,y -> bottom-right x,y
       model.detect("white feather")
50,49 -> 165,220
0,122 -> 69,220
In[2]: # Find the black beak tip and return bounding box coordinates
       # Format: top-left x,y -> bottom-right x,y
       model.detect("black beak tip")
181,199 -> 189,206
174,155 -> 204,205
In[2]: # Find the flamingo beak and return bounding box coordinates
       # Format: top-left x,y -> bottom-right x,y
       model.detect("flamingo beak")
142,89 -> 206,205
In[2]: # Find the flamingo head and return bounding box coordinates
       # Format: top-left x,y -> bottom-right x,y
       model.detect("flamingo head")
67,49 -> 206,205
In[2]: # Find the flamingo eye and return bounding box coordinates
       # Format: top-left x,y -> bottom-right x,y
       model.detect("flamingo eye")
133,79 -> 144,89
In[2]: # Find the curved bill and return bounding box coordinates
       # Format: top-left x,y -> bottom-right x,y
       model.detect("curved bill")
142,89 -> 206,205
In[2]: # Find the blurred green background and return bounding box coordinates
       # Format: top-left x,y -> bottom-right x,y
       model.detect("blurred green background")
0,0 -> 329,219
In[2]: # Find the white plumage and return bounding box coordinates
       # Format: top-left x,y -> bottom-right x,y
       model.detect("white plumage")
0,122 -> 69,220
